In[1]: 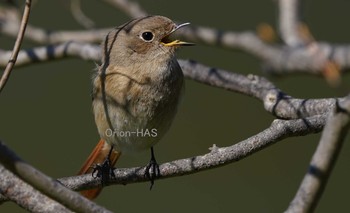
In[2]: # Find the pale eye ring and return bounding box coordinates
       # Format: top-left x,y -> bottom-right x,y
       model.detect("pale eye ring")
140,31 -> 154,42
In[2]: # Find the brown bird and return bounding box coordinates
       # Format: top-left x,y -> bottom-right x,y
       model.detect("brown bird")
78,15 -> 191,199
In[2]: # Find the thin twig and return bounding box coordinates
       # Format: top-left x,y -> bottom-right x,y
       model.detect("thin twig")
71,0 -> 95,29
0,0 -> 32,94
101,0 -> 147,18
278,0 -> 305,46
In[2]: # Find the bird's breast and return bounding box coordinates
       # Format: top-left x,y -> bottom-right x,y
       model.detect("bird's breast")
92,57 -> 183,152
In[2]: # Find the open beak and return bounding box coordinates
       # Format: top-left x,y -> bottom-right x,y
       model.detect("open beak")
161,23 -> 194,47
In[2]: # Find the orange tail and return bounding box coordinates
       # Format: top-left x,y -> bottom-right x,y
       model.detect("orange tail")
78,139 -> 121,199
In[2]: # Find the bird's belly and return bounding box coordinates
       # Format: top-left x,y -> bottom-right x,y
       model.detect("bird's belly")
93,85 -> 181,153
107,113 -> 162,153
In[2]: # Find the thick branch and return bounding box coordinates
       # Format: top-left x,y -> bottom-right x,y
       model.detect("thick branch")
0,165 -> 71,212
0,141 -> 112,213
59,115 -> 326,191
285,97 -> 350,213
180,60 -> 337,118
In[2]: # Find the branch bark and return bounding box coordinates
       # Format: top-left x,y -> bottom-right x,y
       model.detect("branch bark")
0,165 -> 71,213
101,0 -> 147,18
285,96 -> 350,213
0,0 -> 31,93
0,1 -> 348,212
180,60 -> 338,119
58,115 -> 326,191
0,141 -> 112,213
0,42 -> 340,119
1,6 -> 350,74
278,0 -> 305,46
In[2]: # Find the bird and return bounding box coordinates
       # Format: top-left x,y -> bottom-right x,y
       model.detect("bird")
77,15 -> 192,199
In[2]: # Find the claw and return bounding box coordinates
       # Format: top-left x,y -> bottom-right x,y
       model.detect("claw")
91,146 -> 116,186
144,147 -> 160,190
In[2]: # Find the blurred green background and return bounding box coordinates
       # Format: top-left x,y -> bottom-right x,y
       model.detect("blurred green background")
1,0 -> 350,212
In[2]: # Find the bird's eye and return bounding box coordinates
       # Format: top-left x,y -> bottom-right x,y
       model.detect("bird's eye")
141,31 -> 154,41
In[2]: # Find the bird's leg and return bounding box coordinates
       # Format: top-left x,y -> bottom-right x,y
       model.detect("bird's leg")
145,146 -> 160,190
92,145 -> 116,186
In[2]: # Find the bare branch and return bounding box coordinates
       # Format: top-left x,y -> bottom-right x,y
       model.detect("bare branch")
180,26 -> 350,74
101,0 -> 147,18
70,0 -> 95,29
0,140 -> 113,213
278,0 -> 305,46
180,60 -> 338,119
3,24 -> 347,75
0,9 -> 108,44
0,42 -> 101,65
0,165 -> 71,213
59,115 -> 326,191
285,96 -> 350,213
0,42 -> 340,119
1,6 -> 349,75
0,1 -> 347,212
0,0 -> 31,93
